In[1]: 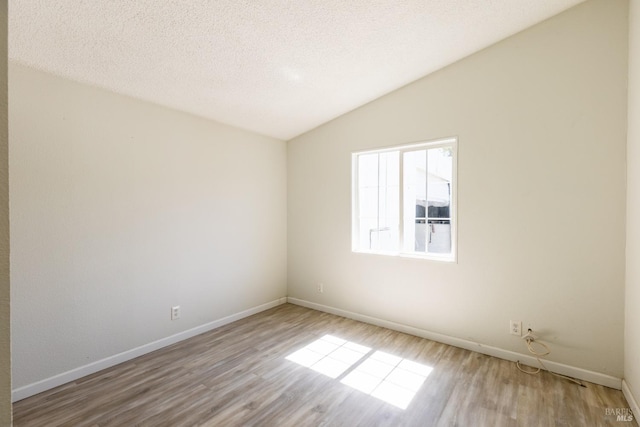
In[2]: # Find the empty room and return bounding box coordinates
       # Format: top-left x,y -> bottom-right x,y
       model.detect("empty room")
2,0 -> 640,425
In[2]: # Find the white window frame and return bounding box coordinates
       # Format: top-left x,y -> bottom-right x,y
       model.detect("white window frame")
351,137 -> 457,262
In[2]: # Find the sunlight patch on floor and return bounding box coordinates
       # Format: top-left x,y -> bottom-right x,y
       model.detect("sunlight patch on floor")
285,334 -> 371,378
286,334 -> 433,409
341,351 -> 433,409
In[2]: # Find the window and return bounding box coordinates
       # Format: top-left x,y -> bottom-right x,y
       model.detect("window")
352,138 -> 457,261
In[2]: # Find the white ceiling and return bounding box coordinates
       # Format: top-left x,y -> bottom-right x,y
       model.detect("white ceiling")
9,0 -> 585,140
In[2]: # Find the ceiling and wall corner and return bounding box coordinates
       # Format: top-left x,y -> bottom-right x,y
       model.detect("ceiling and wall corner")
8,0 -> 585,140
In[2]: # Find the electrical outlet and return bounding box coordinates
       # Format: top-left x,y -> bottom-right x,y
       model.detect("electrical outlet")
171,305 -> 181,320
317,283 -> 324,293
510,320 -> 521,336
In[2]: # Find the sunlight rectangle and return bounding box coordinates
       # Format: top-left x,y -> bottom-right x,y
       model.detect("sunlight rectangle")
310,357 -> 352,379
355,358 -> 395,378
370,381 -> 416,410
285,335 -> 371,379
398,359 -> 433,376
385,367 -> 429,392
330,346 -> 369,365
340,350 -> 432,409
286,335 -> 433,410
340,370 -> 381,394
285,348 -> 325,367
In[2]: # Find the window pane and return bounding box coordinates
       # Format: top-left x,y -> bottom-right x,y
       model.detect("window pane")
427,148 -> 452,219
403,150 -> 427,253
357,152 -> 399,252
378,152 -> 399,252
358,187 -> 378,224
358,154 -> 379,250
358,154 -> 379,188
359,218 -> 377,250
427,220 -> 451,253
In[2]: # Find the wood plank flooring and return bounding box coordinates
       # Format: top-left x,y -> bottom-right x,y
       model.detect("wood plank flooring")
13,303 -> 636,426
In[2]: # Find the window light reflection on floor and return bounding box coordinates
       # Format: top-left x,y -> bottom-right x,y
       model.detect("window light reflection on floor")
341,350 -> 433,409
285,334 -> 371,378
285,334 -> 433,410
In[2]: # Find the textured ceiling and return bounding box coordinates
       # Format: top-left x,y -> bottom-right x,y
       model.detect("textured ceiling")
9,0 -> 585,140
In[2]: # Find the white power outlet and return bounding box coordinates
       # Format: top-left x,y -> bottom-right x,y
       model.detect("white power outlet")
510,320 -> 521,336
317,283 -> 324,293
171,305 -> 181,320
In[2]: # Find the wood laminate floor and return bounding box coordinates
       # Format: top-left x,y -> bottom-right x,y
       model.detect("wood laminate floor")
13,303 -> 636,427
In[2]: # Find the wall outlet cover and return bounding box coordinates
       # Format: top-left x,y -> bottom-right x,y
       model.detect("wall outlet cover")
510,320 -> 522,336
171,306 -> 181,320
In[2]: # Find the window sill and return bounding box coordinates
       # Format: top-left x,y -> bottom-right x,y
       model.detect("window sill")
351,249 -> 457,263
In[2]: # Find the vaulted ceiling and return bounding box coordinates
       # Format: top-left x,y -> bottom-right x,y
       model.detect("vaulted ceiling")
9,0 -> 585,140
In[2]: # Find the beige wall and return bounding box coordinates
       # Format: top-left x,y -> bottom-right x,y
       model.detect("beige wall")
626,0 -> 640,412
9,63 -> 287,393
288,0 -> 628,378
0,0 -> 10,423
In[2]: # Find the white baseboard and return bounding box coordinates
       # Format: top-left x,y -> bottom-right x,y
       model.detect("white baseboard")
287,297 -> 622,390
12,297 -> 287,402
622,380 -> 640,418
